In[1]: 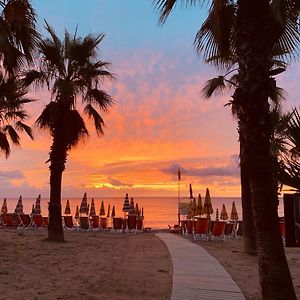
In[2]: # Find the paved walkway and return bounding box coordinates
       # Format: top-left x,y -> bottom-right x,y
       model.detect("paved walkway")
156,233 -> 245,300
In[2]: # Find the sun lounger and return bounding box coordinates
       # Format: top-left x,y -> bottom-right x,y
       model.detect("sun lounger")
1,213 -> 17,228
31,214 -> 44,228
112,217 -> 123,233
168,224 -> 180,233
42,216 -> 49,228
100,217 -> 108,230
211,221 -> 226,242
137,218 -> 144,231
224,222 -> 237,238
193,217 -> 209,241
127,215 -> 137,233
236,220 -> 243,237
79,216 -> 90,231
91,215 -> 100,230
63,215 -> 76,230
18,214 -> 32,229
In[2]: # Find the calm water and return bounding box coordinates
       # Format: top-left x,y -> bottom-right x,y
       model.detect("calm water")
3,196 -> 285,229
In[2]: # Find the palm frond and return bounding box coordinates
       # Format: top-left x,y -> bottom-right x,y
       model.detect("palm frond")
0,130 -> 10,157
36,102 -> 60,130
85,89 -> 114,111
21,69 -> 46,87
15,121 -> 33,139
84,103 -> 104,135
4,124 -> 20,145
201,76 -> 226,98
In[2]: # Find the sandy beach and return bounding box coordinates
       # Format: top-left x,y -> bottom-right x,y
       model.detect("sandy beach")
0,230 -> 172,300
1,229 -> 300,300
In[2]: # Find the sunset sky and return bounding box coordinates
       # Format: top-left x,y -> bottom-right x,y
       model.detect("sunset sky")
1,0 -> 300,198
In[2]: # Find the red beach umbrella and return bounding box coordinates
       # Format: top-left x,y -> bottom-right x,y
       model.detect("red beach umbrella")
90,198 -> 96,216
107,204 -> 111,218
99,200 -> 105,216
80,193 -> 88,215
75,205 -> 79,220
111,205 -> 116,218
34,194 -> 41,215
14,195 -> 24,215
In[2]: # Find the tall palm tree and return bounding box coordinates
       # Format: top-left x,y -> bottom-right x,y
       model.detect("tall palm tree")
23,23 -> 115,242
154,0 -> 298,298
0,74 -> 33,157
0,0 -> 40,74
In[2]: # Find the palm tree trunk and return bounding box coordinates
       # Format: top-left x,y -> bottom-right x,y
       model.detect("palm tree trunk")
235,0 -> 296,298
240,134 -> 257,255
47,131 -> 67,242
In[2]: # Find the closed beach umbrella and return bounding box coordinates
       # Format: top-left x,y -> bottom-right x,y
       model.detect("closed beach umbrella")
34,194 -> 41,215
197,193 -> 203,216
90,198 -> 96,216
135,203 -> 139,215
75,205 -> 79,220
31,203 -> 35,215
64,200 -> 71,215
107,204 -> 110,218
230,201 -> 239,221
189,184 -> 193,199
80,193 -> 88,215
203,188 -> 213,219
14,196 -> 24,215
122,193 -> 130,213
141,207 -> 144,219
1,198 -> 8,214
99,200 -> 105,216
87,204 -> 90,216
129,198 -> 135,215
220,204 -> 229,220
111,205 -> 116,218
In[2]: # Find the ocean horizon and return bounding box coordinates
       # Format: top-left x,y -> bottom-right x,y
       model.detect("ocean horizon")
2,196 -> 285,229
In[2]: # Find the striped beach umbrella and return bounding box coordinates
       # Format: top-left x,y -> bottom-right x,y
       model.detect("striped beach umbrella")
111,205 -> 116,218
34,194 -> 41,215
220,204 -> 229,221
14,196 -> 24,214
203,188 -> 213,219
74,205 -> 79,220
1,198 -> 7,214
197,193 -> 203,216
129,198 -> 135,215
230,201 -> 239,221
64,200 -> 71,215
80,193 -> 88,214
99,200 -> 105,216
89,198 -> 96,216
215,208 -> 219,221
122,193 -> 130,213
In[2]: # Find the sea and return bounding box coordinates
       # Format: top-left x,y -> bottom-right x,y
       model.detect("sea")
3,196 -> 285,229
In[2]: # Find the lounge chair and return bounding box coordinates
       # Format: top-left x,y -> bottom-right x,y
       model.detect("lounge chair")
236,220 -> 243,237
137,218 -> 144,231
112,217 -> 123,233
100,217 -> 108,230
63,215 -> 76,230
211,221 -> 226,242
42,216 -> 49,228
1,213 -> 16,228
18,214 -> 32,229
193,217 -> 209,241
224,222 -> 236,238
31,214 -> 44,228
127,215 -> 137,233
91,215 -> 100,230
168,224 -> 180,233
79,216 -> 90,231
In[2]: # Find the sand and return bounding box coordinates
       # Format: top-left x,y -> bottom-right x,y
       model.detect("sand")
1,229 -> 299,300
0,229 -> 172,300
193,237 -> 300,300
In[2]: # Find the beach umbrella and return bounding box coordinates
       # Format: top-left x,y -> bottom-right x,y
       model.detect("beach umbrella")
111,205 -> 116,218
99,200 -> 105,216
203,188 -> 213,219
230,201 -> 239,221
192,197 -> 197,217
1,198 -> 7,214
135,203 -> 139,215
189,184 -> 193,199
215,208 -> 219,221
14,195 -> 24,215
107,204 -> 110,218
141,207 -> 144,219
64,200 -> 71,215
220,204 -> 229,221
79,193 -> 88,214
74,205 -> 79,220
122,193 -> 130,213
129,198 -> 135,215
87,204 -> 90,216
197,193 -> 203,216
34,194 -> 41,215
89,198 -> 96,216
31,203 -> 35,215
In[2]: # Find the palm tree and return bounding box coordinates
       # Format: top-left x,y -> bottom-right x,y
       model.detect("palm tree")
0,0 -> 40,74
23,23 -> 115,242
0,74 -> 33,157
154,0 -> 298,298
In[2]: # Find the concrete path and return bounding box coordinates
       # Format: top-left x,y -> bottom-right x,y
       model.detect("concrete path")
156,233 -> 245,300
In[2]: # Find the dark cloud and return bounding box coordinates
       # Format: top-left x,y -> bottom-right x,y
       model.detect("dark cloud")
0,170 -> 24,180
108,177 -> 133,187
160,155 -> 239,178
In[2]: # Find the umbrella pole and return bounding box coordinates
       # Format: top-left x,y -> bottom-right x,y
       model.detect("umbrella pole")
178,177 -> 180,226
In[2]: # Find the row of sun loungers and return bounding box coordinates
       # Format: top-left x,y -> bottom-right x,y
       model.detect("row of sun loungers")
0,213 -> 48,229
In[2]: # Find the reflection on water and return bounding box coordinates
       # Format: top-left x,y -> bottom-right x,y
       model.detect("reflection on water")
3,196 -> 285,229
